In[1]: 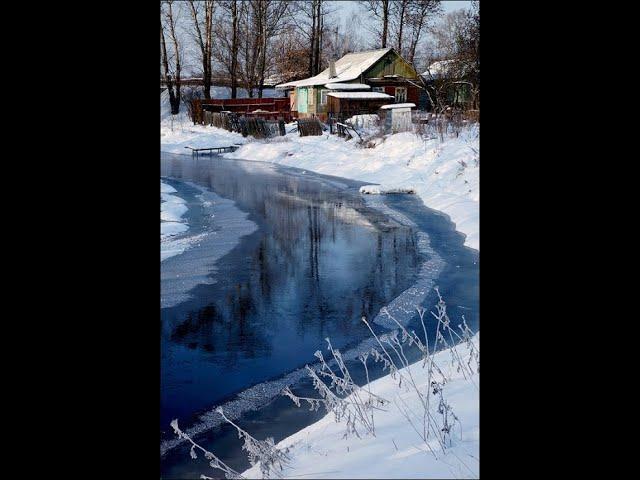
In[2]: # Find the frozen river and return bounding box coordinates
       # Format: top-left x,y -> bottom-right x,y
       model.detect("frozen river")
160,152 -> 479,479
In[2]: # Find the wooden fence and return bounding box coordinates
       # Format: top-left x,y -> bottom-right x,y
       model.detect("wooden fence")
202,111 -> 285,139
297,118 -> 323,137
192,98 -> 291,124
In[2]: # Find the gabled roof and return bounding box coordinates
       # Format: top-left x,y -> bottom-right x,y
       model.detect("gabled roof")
324,83 -> 370,90
326,92 -> 393,100
276,48 -> 393,89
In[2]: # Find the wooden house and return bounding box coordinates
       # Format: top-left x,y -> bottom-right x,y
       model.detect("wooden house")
421,60 -> 474,111
276,48 -> 422,121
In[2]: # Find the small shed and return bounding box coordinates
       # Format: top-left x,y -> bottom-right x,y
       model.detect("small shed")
379,103 -> 416,133
326,91 -> 394,118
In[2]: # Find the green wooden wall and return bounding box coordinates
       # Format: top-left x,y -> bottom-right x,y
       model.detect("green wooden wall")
365,51 -> 419,79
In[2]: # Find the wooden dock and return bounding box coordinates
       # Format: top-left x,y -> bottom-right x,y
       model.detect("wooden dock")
184,145 -> 240,156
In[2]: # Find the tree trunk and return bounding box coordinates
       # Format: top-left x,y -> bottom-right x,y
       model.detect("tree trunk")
167,2 -> 181,114
258,7 -> 267,98
308,1 -> 316,76
381,0 -> 389,48
203,2 -> 213,99
161,21 -> 179,115
397,1 -> 407,55
230,0 -> 238,99
314,1 -> 322,75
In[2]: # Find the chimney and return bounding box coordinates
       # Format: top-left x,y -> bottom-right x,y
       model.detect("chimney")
329,60 -> 337,79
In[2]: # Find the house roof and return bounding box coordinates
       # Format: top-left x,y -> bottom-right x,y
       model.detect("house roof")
421,59 -> 456,79
276,48 -> 393,88
380,103 -> 416,109
324,83 -> 370,90
326,92 -> 393,100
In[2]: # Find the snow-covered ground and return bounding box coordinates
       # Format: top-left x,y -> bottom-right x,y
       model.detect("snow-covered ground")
161,99 -> 480,478
243,335 -> 480,479
160,111 -> 479,250
161,180 -> 188,237
160,112 -> 247,153
161,179 -> 193,262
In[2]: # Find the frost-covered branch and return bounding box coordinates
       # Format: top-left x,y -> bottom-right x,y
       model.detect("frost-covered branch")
170,419 -> 244,479
216,407 -> 291,479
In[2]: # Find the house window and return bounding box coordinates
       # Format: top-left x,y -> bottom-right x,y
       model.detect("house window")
395,87 -> 407,103
372,87 -> 385,93
320,89 -> 329,105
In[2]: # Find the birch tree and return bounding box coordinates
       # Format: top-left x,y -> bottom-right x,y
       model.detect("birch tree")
160,1 -> 182,114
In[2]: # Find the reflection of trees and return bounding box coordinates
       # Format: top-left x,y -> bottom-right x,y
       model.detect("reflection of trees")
170,282 -> 270,369
162,154 -> 421,376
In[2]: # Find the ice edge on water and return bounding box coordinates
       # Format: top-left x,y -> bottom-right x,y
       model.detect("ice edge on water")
160,194 -> 444,457
161,181 -> 259,309
364,195 -> 445,330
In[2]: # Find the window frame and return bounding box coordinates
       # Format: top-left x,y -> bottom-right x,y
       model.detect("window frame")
320,89 -> 329,105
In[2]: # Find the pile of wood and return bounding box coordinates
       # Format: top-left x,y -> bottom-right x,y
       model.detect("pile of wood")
297,118 -> 323,137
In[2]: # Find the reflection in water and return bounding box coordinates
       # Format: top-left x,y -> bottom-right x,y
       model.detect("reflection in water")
161,154 -> 420,433
160,154 -> 479,479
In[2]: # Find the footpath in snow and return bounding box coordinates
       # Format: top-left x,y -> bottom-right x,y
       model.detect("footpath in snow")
160,115 -> 479,251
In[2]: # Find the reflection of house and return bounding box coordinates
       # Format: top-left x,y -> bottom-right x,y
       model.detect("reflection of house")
277,48 -> 421,121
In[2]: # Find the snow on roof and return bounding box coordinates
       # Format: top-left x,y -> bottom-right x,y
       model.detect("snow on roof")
379,103 -> 416,110
324,83 -> 371,90
277,48 -> 393,88
421,59 -> 456,79
326,92 -> 393,100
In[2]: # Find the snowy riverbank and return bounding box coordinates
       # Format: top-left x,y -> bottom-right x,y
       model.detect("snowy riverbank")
160,178 -> 197,262
160,108 -> 480,478
243,334 -> 479,479
160,115 -> 479,251
161,180 -> 189,239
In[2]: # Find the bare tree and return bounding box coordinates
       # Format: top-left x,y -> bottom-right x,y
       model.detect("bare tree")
360,0 -> 391,48
421,3 -> 480,112
271,28 -> 309,83
405,0 -> 442,65
161,1 -> 182,114
308,1 -> 317,76
454,0 -> 479,107
230,0 -> 240,98
390,0 -> 411,55
187,0 -> 215,99
322,12 -> 364,61
255,0 -> 291,97
213,0 -> 242,98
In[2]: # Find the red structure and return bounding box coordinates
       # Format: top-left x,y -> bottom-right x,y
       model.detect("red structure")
191,98 -> 292,124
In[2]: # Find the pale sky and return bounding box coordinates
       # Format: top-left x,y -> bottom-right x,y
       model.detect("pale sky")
334,1 -> 473,19
330,1 -> 473,49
